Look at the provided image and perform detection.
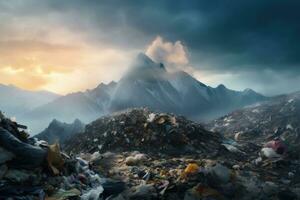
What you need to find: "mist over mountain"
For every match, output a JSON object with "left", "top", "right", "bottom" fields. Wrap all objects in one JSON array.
[
  {"left": 0, "top": 84, "right": 60, "bottom": 118},
  {"left": 16, "top": 53, "right": 266, "bottom": 134},
  {"left": 109, "top": 53, "right": 267, "bottom": 118},
  {"left": 35, "top": 118, "right": 85, "bottom": 144}
]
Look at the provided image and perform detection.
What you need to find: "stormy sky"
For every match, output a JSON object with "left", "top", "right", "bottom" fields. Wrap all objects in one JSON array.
[{"left": 0, "top": 0, "right": 299, "bottom": 95}]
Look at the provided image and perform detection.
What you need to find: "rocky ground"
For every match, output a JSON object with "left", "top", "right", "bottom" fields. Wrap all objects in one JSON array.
[{"left": 1, "top": 108, "right": 300, "bottom": 199}]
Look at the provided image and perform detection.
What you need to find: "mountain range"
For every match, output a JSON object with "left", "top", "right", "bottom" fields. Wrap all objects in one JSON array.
[
  {"left": 35, "top": 118, "right": 85, "bottom": 144},
  {"left": 0, "top": 84, "right": 60, "bottom": 118},
  {"left": 1, "top": 53, "right": 267, "bottom": 133}
]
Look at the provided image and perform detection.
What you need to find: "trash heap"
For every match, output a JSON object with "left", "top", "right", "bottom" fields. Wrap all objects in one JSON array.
[
  {"left": 73, "top": 142, "right": 300, "bottom": 200},
  {"left": 207, "top": 92, "right": 300, "bottom": 150},
  {"left": 0, "top": 111, "right": 125, "bottom": 199},
  {"left": 63, "top": 108, "right": 300, "bottom": 199},
  {"left": 2, "top": 107, "right": 300, "bottom": 199},
  {"left": 65, "top": 108, "right": 223, "bottom": 156}
]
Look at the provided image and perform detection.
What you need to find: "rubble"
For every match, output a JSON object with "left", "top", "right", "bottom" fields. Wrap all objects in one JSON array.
[{"left": 0, "top": 111, "right": 125, "bottom": 199}]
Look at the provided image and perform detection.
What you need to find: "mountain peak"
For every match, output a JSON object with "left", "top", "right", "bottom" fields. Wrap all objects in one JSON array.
[
  {"left": 217, "top": 84, "right": 227, "bottom": 90},
  {"left": 134, "top": 53, "right": 155, "bottom": 67},
  {"left": 73, "top": 118, "right": 84, "bottom": 126},
  {"left": 49, "top": 119, "right": 63, "bottom": 127},
  {"left": 159, "top": 63, "right": 166, "bottom": 71},
  {"left": 242, "top": 88, "right": 262, "bottom": 96},
  {"left": 125, "top": 53, "right": 167, "bottom": 79},
  {"left": 243, "top": 88, "right": 255, "bottom": 93}
]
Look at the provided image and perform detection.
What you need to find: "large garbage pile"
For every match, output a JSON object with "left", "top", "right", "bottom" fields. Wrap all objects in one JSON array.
[
  {"left": 64, "top": 108, "right": 300, "bottom": 199},
  {"left": 0, "top": 111, "right": 124, "bottom": 199},
  {"left": 65, "top": 108, "right": 223, "bottom": 156},
  {"left": 2, "top": 107, "right": 300, "bottom": 200},
  {"left": 207, "top": 92, "right": 300, "bottom": 149}
]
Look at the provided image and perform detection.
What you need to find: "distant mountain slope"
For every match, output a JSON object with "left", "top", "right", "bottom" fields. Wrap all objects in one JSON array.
[
  {"left": 207, "top": 91, "right": 300, "bottom": 144},
  {"left": 26, "top": 53, "right": 267, "bottom": 133},
  {"left": 108, "top": 53, "right": 267, "bottom": 118},
  {"left": 0, "top": 84, "right": 60, "bottom": 118},
  {"left": 35, "top": 119, "right": 85, "bottom": 144}
]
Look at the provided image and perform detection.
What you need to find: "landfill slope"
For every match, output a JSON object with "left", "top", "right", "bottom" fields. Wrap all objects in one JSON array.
[
  {"left": 207, "top": 91, "right": 300, "bottom": 146},
  {"left": 64, "top": 108, "right": 223, "bottom": 155},
  {"left": 1, "top": 109, "right": 300, "bottom": 199},
  {"left": 63, "top": 108, "right": 300, "bottom": 199}
]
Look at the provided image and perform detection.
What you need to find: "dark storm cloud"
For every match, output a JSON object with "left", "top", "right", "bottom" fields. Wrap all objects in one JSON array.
[
  {"left": 24, "top": 0, "right": 299, "bottom": 73},
  {"left": 1, "top": 0, "right": 300, "bottom": 94}
]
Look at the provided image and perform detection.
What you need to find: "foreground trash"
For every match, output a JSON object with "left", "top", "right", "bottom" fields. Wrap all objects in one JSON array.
[
  {"left": 2, "top": 108, "right": 300, "bottom": 199},
  {"left": 64, "top": 108, "right": 300, "bottom": 200},
  {"left": 75, "top": 150, "right": 300, "bottom": 200},
  {"left": 0, "top": 111, "right": 125, "bottom": 199}
]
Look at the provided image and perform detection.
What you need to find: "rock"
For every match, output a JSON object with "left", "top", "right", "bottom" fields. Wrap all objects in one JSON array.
[
  {"left": 0, "top": 127, "right": 47, "bottom": 169},
  {"left": 49, "top": 188, "right": 81, "bottom": 200},
  {"left": 184, "top": 184, "right": 223, "bottom": 200},
  {"left": 125, "top": 153, "right": 147, "bottom": 166},
  {"left": 4, "top": 169, "right": 35, "bottom": 183},
  {"left": 0, "top": 147, "right": 14, "bottom": 164},
  {"left": 107, "top": 194, "right": 126, "bottom": 200},
  {"left": 0, "top": 165, "right": 7, "bottom": 179},
  {"left": 208, "top": 163, "right": 231, "bottom": 183},
  {"left": 102, "top": 180, "right": 126, "bottom": 197},
  {"left": 288, "top": 172, "right": 295, "bottom": 178},
  {"left": 242, "top": 177, "right": 262, "bottom": 198},
  {"left": 232, "top": 164, "right": 240, "bottom": 170},
  {"left": 130, "top": 184, "right": 156, "bottom": 199},
  {"left": 278, "top": 189, "right": 298, "bottom": 200},
  {"left": 184, "top": 190, "right": 199, "bottom": 200},
  {"left": 262, "top": 181, "right": 278, "bottom": 196},
  {"left": 81, "top": 185, "right": 104, "bottom": 200}
]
